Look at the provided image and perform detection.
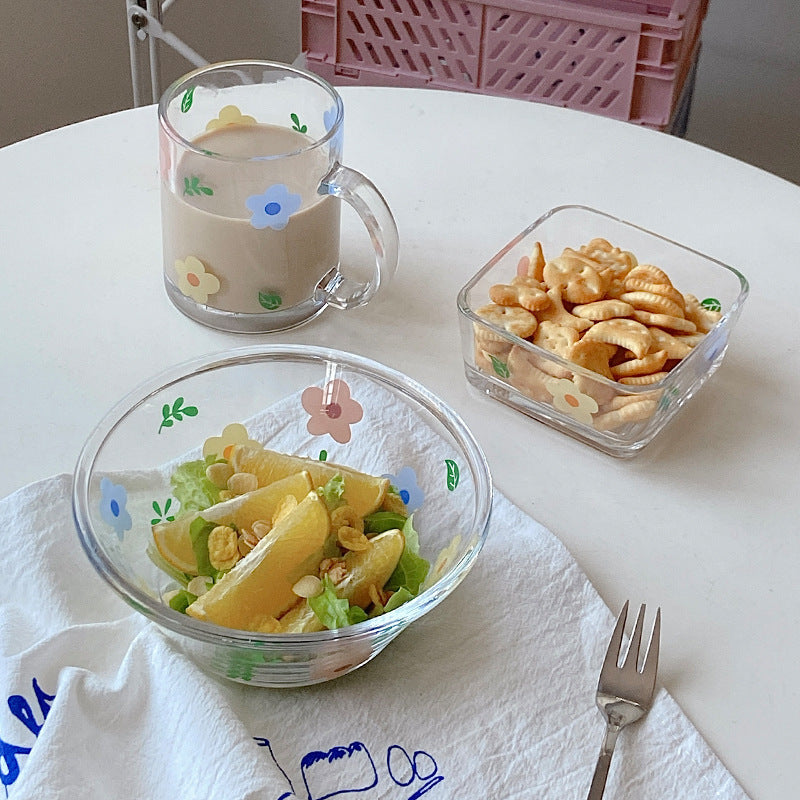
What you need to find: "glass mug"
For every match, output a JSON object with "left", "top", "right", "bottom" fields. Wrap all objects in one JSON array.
[{"left": 158, "top": 60, "right": 399, "bottom": 333}]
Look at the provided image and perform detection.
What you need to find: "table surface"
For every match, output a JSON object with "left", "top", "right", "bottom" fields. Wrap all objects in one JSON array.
[{"left": 2, "top": 87, "right": 799, "bottom": 799}]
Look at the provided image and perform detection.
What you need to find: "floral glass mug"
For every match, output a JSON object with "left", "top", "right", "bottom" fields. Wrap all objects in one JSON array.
[{"left": 158, "top": 60, "right": 399, "bottom": 333}]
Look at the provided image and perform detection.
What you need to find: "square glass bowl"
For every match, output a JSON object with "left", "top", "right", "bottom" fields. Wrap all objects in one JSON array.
[
  {"left": 72, "top": 346, "right": 492, "bottom": 687},
  {"left": 457, "top": 206, "right": 749, "bottom": 457}
]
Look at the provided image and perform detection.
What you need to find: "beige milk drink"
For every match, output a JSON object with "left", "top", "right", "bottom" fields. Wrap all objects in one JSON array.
[{"left": 161, "top": 122, "right": 340, "bottom": 314}]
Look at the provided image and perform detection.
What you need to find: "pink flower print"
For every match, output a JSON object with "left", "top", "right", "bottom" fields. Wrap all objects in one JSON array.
[{"left": 301, "top": 379, "right": 363, "bottom": 444}]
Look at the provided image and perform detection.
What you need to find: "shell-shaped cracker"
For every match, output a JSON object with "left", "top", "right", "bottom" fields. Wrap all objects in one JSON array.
[
  {"left": 619, "top": 291, "right": 685, "bottom": 319},
  {"left": 572, "top": 299, "right": 634, "bottom": 321},
  {"left": 569, "top": 338, "right": 615, "bottom": 380},
  {"left": 611, "top": 349, "right": 668, "bottom": 378},
  {"left": 601, "top": 391, "right": 661, "bottom": 412},
  {"left": 507, "top": 345, "right": 552, "bottom": 403},
  {"left": 684, "top": 293, "right": 722, "bottom": 333},
  {"left": 623, "top": 277, "right": 685, "bottom": 309},
  {"left": 593, "top": 399, "right": 659, "bottom": 431},
  {"left": 626, "top": 264, "right": 672, "bottom": 286},
  {"left": 632, "top": 309, "right": 697, "bottom": 334},
  {"left": 476, "top": 303, "right": 538, "bottom": 339},
  {"left": 648, "top": 327, "right": 694, "bottom": 359},
  {"left": 536, "top": 288, "right": 593, "bottom": 332},
  {"left": 543, "top": 254, "right": 606, "bottom": 304},
  {"left": 573, "top": 373, "right": 618, "bottom": 406},
  {"left": 582, "top": 318, "right": 653, "bottom": 360},
  {"left": 617, "top": 372, "right": 669, "bottom": 386}
]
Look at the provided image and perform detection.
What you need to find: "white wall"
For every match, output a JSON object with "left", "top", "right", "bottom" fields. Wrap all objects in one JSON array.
[{"left": 1, "top": 1, "right": 798, "bottom": 182}]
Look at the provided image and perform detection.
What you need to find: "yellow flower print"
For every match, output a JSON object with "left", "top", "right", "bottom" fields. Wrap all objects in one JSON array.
[
  {"left": 546, "top": 378, "right": 598, "bottom": 426},
  {"left": 202, "top": 423, "right": 263, "bottom": 461},
  {"left": 205, "top": 105, "right": 256, "bottom": 132},
  {"left": 174, "top": 256, "right": 220, "bottom": 303}
]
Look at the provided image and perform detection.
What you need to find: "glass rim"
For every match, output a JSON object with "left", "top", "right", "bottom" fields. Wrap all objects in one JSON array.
[{"left": 157, "top": 59, "right": 345, "bottom": 162}]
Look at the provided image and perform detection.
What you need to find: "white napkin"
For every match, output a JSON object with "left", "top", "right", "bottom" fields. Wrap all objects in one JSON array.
[{"left": 0, "top": 391, "right": 750, "bottom": 799}]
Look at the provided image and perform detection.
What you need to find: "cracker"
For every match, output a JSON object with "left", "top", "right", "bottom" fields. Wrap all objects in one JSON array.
[
  {"left": 623, "top": 277, "right": 685, "bottom": 309},
  {"left": 475, "top": 343, "right": 511, "bottom": 373},
  {"left": 632, "top": 309, "right": 697, "bottom": 333},
  {"left": 579, "top": 238, "right": 637, "bottom": 274},
  {"left": 611, "top": 349, "right": 668, "bottom": 378},
  {"left": 543, "top": 253, "right": 606, "bottom": 304},
  {"left": 582, "top": 318, "right": 652, "bottom": 360},
  {"left": 593, "top": 399, "right": 659, "bottom": 431},
  {"left": 489, "top": 282, "right": 550, "bottom": 312},
  {"left": 476, "top": 303, "right": 538, "bottom": 339},
  {"left": 533, "top": 320, "right": 580, "bottom": 359},
  {"left": 569, "top": 338, "right": 615, "bottom": 380},
  {"left": 617, "top": 372, "right": 669, "bottom": 385},
  {"left": 684, "top": 293, "right": 722, "bottom": 333},
  {"left": 515, "top": 241, "right": 546, "bottom": 282},
  {"left": 648, "top": 327, "right": 694, "bottom": 359},
  {"left": 626, "top": 264, "right": 672, "bottom": 286},
  {"left": 572, "top": 299, "right": 634, "bottom": 321},
  {"left": 619, "top": 290, "right": 685, "bottom": 319},
  {"left": 536, "top": 288, "right": 593, "bottom": 331},
  {"left": 507, "top": 345, "right": 552, "bottom": 403}
]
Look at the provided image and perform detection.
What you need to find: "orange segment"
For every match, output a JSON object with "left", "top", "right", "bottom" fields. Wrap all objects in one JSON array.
[
  {"left": 186, "top": 491, "right": 330, "bottom": 631},
  {"left": 279, "top": 528, "right": 405, "bottom": 633},
  {"left": 152, "top": 470, "right": 313, "bottom": 575},
  {"left": 231, "top": 446, "right": 389, "bottom": 517}
]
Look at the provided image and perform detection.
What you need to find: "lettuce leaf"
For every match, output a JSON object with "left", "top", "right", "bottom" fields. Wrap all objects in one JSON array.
[
  {"left": 316, "top": 473, "right": 345, "bottom": 510},
  {"left": 363, "top": 510, "right": 407, "bottom": 534},
  {"left": 168, "top": 589, "right": 197, "bottom": 613},
  {"left": 188, "top": 517, "right": 217, "bottom": 578},
  {"left": 171, "top": 456, "right": 223, "bottom": 515},
  {"left": 308, "top": 575, "right": 368, "bottom": 630},
  {"left": 385, "top": 515, "right": 429, "bottom": 595}
]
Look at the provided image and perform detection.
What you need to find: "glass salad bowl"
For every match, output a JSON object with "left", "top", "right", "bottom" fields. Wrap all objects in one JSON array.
[
  {"left": 72, "top": 346, "right": 492, "bottom": 687},
  {"left": 457, "top": 205, "right": 749, "bottom": 457}
]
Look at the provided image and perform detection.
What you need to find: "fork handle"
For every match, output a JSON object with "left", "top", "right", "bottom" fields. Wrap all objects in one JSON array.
[{"left": 586, "top": 724, "right": 621, "bottom": 800}]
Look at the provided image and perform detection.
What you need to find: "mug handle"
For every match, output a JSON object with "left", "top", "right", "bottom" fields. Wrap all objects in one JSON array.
[{"left": 318, "top": 163, "right": 399, "bottom": 310}]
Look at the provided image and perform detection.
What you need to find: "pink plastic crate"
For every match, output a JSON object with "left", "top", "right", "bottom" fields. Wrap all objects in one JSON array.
[{"left": 302, "top": 0, "right": 707, "bottom": 129}]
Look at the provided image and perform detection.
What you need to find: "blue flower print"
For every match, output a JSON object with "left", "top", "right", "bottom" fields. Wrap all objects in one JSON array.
[
  {"left": 99, "top": 477, "right": 132, "bottom": 539},
  {"left": 383, "top": 466, "right": 425, "bottom": 513},
  {"left": 245, "top": 184, "right": 302, "bottom": 231}
]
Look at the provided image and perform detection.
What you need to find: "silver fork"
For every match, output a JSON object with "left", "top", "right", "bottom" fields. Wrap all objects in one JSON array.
[{"left": 586, "top": 601, "right": 661, "bottom": 800}]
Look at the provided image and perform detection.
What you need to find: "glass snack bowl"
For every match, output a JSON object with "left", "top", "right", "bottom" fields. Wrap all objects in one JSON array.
[
  {"left": 72, "top": 345, "right": 492, "bottom": 687},
  {"left": 457, "top": 205, "right": 749, "bottom": 457}
]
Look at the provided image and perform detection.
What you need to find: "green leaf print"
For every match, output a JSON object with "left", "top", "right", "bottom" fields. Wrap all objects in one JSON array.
[
  {"left": 445, "top": 459, "right": 460, "bottom": 491},
  {"left": 258, "top": 291, "right": 282, "bottom": 310},
  {"left": 158, "top": 397, "right": 199, "bottom": 434},
  {"left": 489, "top": 354, "right": 510, "bottom": 379},
  {"left": 181, "top": 87, "right": 195, "bottom": 113}
]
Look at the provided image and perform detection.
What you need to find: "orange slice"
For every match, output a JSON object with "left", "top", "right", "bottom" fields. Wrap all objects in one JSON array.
[
  {"left": 231, "top": 446, "right": 389, "bottom": 517},
  {"left": 186, "top": 491, "right": 330, "bottom": 631},
  {"left": 152, "top": 470, "right": 313, "bottom": 575},
  {"left": 279, "top": 528, "right": 405, "bottom": 633}
]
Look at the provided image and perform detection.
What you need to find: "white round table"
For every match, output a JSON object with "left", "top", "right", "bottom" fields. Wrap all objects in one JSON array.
[{"left": 2, "top": 87, "right": 799, "bottom": 799}]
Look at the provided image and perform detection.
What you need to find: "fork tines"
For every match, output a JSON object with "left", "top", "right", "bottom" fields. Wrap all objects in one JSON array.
[{"left": 601, "top": 601, "right": 661, "bottom": 696}]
